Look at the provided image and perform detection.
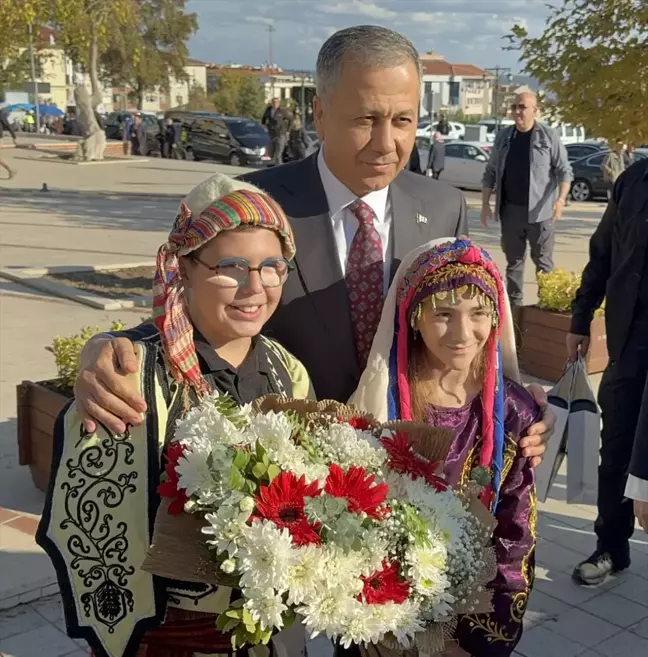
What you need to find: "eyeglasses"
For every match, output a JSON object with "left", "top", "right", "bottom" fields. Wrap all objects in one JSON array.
[
  {"left": 511, "top": 103, "right": 530, "bottom": 112},
  {"left": 191, "top": 255, "right": 292, "bottom": 288}
]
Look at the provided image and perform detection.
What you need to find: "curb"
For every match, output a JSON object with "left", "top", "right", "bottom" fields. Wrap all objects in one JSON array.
[
  {"left": 0, "top": 187, "right": 185, "bottom": 202},
  {"left": 4, "top": 262, "right": 153, "bottom": 278},
  {"left": 0, "top": 265, "right": 153, "bottom": 311}
]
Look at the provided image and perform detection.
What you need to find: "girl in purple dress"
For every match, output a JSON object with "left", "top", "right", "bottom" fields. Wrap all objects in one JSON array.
[{"left": 352, "top": 238, "right": 539, "bottom": 657}]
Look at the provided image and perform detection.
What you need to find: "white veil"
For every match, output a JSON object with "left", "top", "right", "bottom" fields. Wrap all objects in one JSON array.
[{"left": 350, "top": 238, "right": 521, "bottom": 421}]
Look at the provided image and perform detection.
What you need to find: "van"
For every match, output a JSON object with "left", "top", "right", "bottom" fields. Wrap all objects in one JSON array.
[
  {"left": 552, "top": 123, "right": 586, "bottom": 145},
  {"left": 477, "top": 118, "right": 515, "bottom": 143}
]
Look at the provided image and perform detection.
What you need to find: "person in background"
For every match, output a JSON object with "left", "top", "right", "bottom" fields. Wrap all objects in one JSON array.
[
  {"left": 261, "top": 97, "right": 292, "bottom": 165},
  {"left": 0, "top": 106, "right": 18, "bottom": 179},
  {"left": 602, "top": 142, "right": 626, "bottom": 199},
  {"left": 407, "top": 141, "right": 422, "bottom": 173},
  {"left": 426, "top": 131, "right": 445, "bottom": 179},
  {"left": 121, "top": 114, "right": 133, "bottom": 155},
  {"left": 437, "top": 112, "right": 450, "bottom": 136},
  {"left": 625, "top": 144, "right": 637, "bottom": 167},
  {"left": 165, "top": 117, "right": 180, "bottom": 159},
  {"left": 156, "top": 117, "right": 166, "bottom": 157},
  {"left": 62, "top": 112, "right": 82, "bottom": 136},
  {"left": 131, "top": 113, "right": 148, "bottom": 157},
  {"left": 286, "top": 116, "right": 309, "bottom": 162},
  {"left": 568, "top": 156, "right": 648, "bottom": 585},
  {"left": 23, "top": 110, "right": 36, "bottom": 132},
  {"left": 480, "top": 91, "right": 572, "bottom": 322}
]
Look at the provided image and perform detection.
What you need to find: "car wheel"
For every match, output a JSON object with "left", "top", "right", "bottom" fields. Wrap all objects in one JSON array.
[
  {"left": 570, "top": 179, "right": 592, "bottom": 202},
  {"left": 229, "top": 152, "right": 241, "bottom": 166}
]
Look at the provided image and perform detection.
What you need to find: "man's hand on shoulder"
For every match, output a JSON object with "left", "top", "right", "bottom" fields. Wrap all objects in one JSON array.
[
  {"left": 521, "top": 383, "right": 555, "bottom": 467},
  {"left": 74, "top": 335, "right": 147, "bottom": 435}
]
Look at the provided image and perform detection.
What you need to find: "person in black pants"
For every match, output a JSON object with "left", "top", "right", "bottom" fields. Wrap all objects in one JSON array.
[{"left": 568, "top": 157, "right": 648, "bottom": 585}]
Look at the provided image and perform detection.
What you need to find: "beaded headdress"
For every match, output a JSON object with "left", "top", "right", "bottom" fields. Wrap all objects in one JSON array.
[{"left": 391, "top": 238, "right": 507, "bottom": 512}]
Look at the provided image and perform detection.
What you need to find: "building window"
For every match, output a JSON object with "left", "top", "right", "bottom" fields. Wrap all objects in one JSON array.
[
  {"left": 449, "top": 81, "right": 460, "bottom": 106},
  {"left": 146, "top": 94, "right": 157, "bottom": 103}
]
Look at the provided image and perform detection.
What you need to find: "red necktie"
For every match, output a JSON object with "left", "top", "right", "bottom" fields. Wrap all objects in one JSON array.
[{"left": 346, "top": 200, "right": 384, "bottom": 368}]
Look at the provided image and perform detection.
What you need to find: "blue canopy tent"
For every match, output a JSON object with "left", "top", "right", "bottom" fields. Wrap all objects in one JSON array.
[
  {"left": 38, "top": 104, "right": 64, "bottom": 117},
  {"left": 3, "top": 102, "right": 35, "bottom": 112}
]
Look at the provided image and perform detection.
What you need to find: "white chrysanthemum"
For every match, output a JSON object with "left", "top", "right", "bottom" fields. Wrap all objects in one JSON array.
[
  {"left": 406, "top": 542, "right": 450, "bottom": 600},
  {"left": 323, "top": 545, "right": 365, "bottom": 598},
  {"left": 316, "top": 424, "right": 387, "bottom": 471},
  {"left": 238, "top": 520, "right": 297, "bottom": 592},
  {"left": 202, "top": 503, "right": 251, "bottom": 556},
  {"left": 388, "top": 599, "right": 427, "bottom": 648},
  {"left": 246, "top": 412, "right": 309, "bottom": 472},
  {"left": 287, "top": 544, "right": 326, "bottom": 605},
  {"left": 298, "top": 588, "right": 356, "bottom": 639},
  {"left": 174, "top": 393, "right": 251, "bottom": 449},
  {"left": 244, "top": 587, "right": 287, "bottom": 630},
  {"left": 339, "top": 600, "right": 386, "bottom": 648},
  {"left": 359, "top": 528, "right": 390, "bottom": 575},
  {"left": 383, "top": 470, "right": 409, "bottom": 501}
]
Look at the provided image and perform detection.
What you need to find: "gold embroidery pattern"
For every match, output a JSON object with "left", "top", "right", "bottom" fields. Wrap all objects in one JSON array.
[
  {"left": 459, "top": 442, "right": 478, "bottom": 488},
  {"left": 510, "top": 591, "right": 528, "bottom": 624},
  {"left": 465, "top": 614, "right": 519, "bottom": 645}
]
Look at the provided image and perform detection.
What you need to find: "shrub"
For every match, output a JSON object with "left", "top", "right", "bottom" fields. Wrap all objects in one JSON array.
[
  {"left": 45, "top": 321, "right": 126, "bottom": 391},
  {"left": 536, "top": 269, "right": 604, "bottom": 315}
]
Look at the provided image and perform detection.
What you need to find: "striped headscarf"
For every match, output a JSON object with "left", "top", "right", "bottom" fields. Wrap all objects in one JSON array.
[{"left": 152, "top": 174, "right": 295, "bottom": 396}]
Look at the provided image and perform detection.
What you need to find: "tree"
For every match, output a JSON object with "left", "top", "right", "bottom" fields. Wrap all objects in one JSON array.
[
  {"left": 211, "top": 70, "right": 266, "bottom": 120},
  {"left": 508, "top": 0, "right": 648, "bottom": 144},
  {"left": 184, "top": 84, "right": 216, "bottom": 111},
  {"left": 103, "top": 0, "right": 198, "bottom": 109}
]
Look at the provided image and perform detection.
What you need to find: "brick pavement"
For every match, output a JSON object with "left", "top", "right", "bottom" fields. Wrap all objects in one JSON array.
[{"left": 1, "top": 148, "right": 646, "bottom": 656}]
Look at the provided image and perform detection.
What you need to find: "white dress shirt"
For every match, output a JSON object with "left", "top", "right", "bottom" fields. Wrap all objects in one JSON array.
[
  {"left": 317, "top": 147, "right": 393, "bottom": 294},
  {"left": 625, "top": 474, "right": 648, "bottom": 503}
]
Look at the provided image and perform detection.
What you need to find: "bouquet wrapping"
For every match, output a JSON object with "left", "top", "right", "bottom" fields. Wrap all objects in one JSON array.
[{"left": 143, "top": 395, "right": 497, "bottom": 654}]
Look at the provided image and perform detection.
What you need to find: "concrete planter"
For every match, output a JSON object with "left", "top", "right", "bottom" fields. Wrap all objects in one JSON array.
[
  {"left": 519, "top": 306, "right": 608, "bottom": 383},
  {"left": 17, "top": 380, "right": 71, "bottom": 492}
]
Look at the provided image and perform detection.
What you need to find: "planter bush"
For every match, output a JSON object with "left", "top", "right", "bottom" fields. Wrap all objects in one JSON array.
[
  {"left": 17, "top": 322, "right": 125, "bottom": 492},
  {"left": 519, "top": 269, "right": 608, "bottom": 382}
]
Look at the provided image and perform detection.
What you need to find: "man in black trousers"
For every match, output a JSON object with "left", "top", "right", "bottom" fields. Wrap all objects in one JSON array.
[{"left": 568, "top": 156, "right": 648, "bottom": 584}]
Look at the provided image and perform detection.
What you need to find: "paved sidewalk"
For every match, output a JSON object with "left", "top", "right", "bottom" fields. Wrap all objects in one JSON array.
[{"left": 1, "top": 152, "right": 646, "bottom": 656}]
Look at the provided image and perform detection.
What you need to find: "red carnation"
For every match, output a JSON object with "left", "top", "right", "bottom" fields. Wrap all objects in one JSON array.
[
  {"left": 253, "top": 471, "right": 322, "bottom": 546},
  {"left": 158, "top": 442, "right": 189, "bottom": 516},
  {"left": 381, "top": 432, "right": 448, "bottom": 492},
  {"left": 324, "top": 464, "right": 389, "bottom": 519},
  {"left": 360, "top": 561, "right": 410, "bottom": 604}
]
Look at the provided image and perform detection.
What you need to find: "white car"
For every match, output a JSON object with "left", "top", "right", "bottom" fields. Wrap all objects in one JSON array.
[
  {"left": 417, "top": 139, "right": 489, "bottom": 191},
  {"left": 477, "top": 119, "right": 516, "bottom": 143},
  {"left": 417, "top": 121, "right": 465, "bottom": 141}
]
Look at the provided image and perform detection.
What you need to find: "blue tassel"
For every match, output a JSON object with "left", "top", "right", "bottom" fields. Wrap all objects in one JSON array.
[
  {"left": 491, "top": 344, "right": 506, "bottom": 513},
  {"left": 387, "top": 307, "right": 400, "bottom": 421}
]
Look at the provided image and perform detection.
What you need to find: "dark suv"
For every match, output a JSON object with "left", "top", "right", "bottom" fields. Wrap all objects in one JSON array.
[{"left": 185, "top": 114, "right": 271, "bottom": 166}]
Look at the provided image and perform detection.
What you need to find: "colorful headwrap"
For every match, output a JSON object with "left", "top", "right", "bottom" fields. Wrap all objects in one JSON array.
[{"left": 152, "top": 174, "right": 295, "bottom": 397}]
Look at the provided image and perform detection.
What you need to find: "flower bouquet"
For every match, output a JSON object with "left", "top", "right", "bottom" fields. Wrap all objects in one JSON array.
[{"left": 142, "top": 394, "right": 496, "bottom": 654}]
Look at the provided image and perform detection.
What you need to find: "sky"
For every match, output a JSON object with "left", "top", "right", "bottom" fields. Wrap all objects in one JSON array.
[{"left": 186, "top": 0, "right": 554, "bottom": 73}]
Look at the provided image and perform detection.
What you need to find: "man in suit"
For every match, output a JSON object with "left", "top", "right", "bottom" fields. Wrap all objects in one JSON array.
[
  {"left": 72, "top": 25, "right": 552, "bottom": 469},
  {"left": 567, "top": 157, "right": 648, "bottom": 583}
]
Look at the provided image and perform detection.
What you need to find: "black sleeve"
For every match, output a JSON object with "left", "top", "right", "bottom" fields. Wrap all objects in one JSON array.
[
  {"left": 409, "top": 147, "right": 422, "bottom": 174},
  {"left": 456, "top": 193, "right": 468, "bottom": 237},
  {"left": 569, "top": 187, "right": 619, "bottom": 335},
  {"left": 112, "top": 320, "right": 158, "bottom": 342}
]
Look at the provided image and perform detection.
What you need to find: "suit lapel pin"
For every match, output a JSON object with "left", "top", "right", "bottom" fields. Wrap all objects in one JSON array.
[{"left": 416, "top": 212, "right": 428, "bottom": 224}]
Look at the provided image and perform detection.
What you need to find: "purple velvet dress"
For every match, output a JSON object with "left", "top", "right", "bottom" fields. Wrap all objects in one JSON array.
[{"left": 425, "top": 378, "right": 540, "bottom": 657}]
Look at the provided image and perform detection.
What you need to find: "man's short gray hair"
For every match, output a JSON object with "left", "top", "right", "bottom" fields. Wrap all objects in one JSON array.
[{"left": 316, "top": 25, "right": 421, "bottom": 98}]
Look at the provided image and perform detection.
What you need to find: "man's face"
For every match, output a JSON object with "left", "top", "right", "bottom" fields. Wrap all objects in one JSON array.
[
  {"left": 314, "top": 59, "right": 419, "bottom": 196},
  {"left": 511, "top": 94, "right": 537, "bottom": 132},
  {"left": 272, "top": 99, "right": 280, "bottom": 109}
]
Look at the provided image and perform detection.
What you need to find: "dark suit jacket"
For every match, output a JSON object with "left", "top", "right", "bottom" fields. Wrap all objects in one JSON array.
[{"left": 239, "top": 152, "right": 467, "bottom": 402}]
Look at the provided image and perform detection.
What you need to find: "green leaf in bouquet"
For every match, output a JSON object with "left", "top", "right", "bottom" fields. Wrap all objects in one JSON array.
[
  {"left": 255, "top": 441, "right": 267, "bottom": 462},
  {"left": 267, "top": 464, "right": 281, "bottom": 481},
  {"left": 225, "top": 608, "right": 243, "bottom": 619},
  {"left": 244, "top": 479, "right": 257, "bottom": 494},
  {"left": 233, "top": 449, "right": 250, "bottom": 470},
  {"left": 252, "top": 462, "right": 267, "bottom": 479},
  {"left": 282, "top": 608, "right": 296, "bottom": 627},
  {"left": 221, "top": 617, "right": 242, "bottom": 634},
  {"left": 229, "top": 466, "right": 246, "bottom": 490}
]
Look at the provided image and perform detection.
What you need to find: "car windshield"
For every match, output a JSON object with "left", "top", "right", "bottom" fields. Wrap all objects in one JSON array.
[{"left": 227, "top": 120, "right": 265, "bottom": 137}]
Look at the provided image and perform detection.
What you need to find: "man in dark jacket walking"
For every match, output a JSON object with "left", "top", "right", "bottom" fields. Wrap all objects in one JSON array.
[
  {"left": 568, "top": 157, "right": 648, "bottom": 585},
  {"left": 261, "top": 98, "right": 291, "bottom": 165},
  {"left": 0, "top": 107, "right": 18, "bottom": 179},
  {"left": 426, "top": 132, "right": 445, "bottom": 179}
]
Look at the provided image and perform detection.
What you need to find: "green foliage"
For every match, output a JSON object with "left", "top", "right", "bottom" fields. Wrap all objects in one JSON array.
[
  {"left": 216, "top": 598, "right": 274, "bottom": 649},
  {"left": 102, "top": 0, "right": 198, "bottom": 109},
  {"left": 537, "top": 268, "right": 605, "bottom": 315},
  {"left": 184, "top": 83, "right": 216, "bottom": 111},
  {"left": 507, "top": 0, "right": 648, "bottom": 143},
  {"left": 46, "top": 321, "right": 126, "bottom": 391},
  {"left": 211, "top": 70, "right": 266, "bottom": 120}
]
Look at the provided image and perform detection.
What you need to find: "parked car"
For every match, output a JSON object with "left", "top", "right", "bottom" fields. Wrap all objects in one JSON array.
[
  {"left": 104, "top": 111, "right": 158, "bottom": 147},
  {"left": 416, "top": 138, "right": 488, "bottom": 191},
  {"left": 417, "top": 121, "right": 465, "bottom": 141},
  {"left": 566, "top": 141, "right": 605, "bottom": 162},
  {"left": 477, "top": 118, "right": 516, "bottom": 143},
  {"left": 185, "top": 114, "right": 271, "bottom": 165}
]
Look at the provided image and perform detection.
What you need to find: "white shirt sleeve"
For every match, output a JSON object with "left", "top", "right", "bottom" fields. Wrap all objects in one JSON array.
[{"left": 625, "top": 474, "right": 648, "bottom": 503}]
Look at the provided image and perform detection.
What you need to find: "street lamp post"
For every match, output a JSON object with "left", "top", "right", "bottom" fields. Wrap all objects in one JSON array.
[{"left": 485, "top": 66, "right": 513, "bottom": 129}]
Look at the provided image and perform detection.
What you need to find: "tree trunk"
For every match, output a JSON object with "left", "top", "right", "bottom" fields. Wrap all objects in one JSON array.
[
  {"left": 74, "top": 85, "right": 106, "bottom": 162},
  {"left": 137, "top": 80, "right": 145, "bottom": 111},
  {"left": 88, "top": 30, "right": 103, "bottom": 110}
]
